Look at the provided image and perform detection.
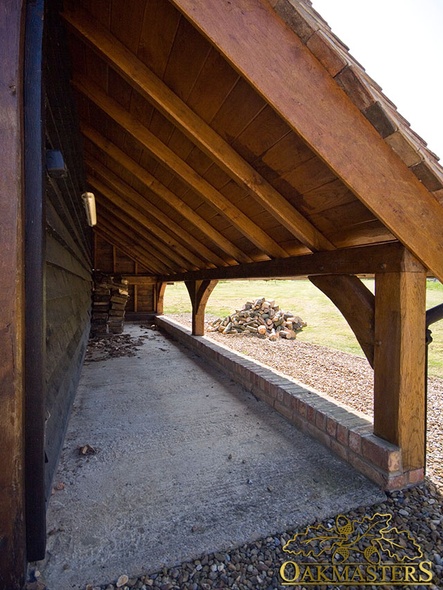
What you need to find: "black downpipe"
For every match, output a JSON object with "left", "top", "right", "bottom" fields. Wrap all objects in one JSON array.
[{"left": 24, "top": 0, "right": 46, "bottom": 562}]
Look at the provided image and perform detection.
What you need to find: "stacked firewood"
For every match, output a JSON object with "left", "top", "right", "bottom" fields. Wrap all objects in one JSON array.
[
  {"left": 91, "top": 273, "right": 130, "bottom": 336},
  {"left": 208, "top": 297, "right": 306, "bottom": 340}
]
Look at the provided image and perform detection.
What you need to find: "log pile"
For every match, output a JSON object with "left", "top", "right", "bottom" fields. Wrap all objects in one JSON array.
[
  {"left": 91, "top": 273, "right": 130, "bottom": 336},
  {"left": 208, "top": 297, "right": 306, "bottom": 340}
]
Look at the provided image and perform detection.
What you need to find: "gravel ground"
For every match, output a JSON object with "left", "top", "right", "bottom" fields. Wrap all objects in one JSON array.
[{"left": 28, "top": 318, "right": 443, "bottom": 590}]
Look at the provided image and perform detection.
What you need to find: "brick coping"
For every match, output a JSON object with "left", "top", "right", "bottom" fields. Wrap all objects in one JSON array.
[{"left": 155, "top": 316, "right": 424, "bottom": 491}]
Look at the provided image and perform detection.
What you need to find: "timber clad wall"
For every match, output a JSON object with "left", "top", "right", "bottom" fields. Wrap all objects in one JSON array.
[{"left": 43, "top": 1, "right": 92, "bottom": 495}]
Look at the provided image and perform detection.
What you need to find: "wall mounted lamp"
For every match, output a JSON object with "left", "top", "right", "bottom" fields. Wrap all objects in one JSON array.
[{"left": 81, "top": 192, "right": 97, "bottom": 227}]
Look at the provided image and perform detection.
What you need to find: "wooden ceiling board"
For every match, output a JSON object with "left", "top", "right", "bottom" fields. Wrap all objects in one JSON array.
[
  {"left": 97, "top": 206, "right": 184, "bottom": 273},
  {"left": 82, "top": 126, "right": 248, "bottom": 262},
  {"left": 63, "top": 0, "right": 443, "bottom": 282},
  {"left": 87, "top": 159, "right": 221, "bottom": 268},
  {"left": 96, "top": 225, "right": 163, "bottom": 275},
  {"left": 210, "top": 78, "right": 267, "bottom": 144},
  {"left": 110, "top": 0, "right": 146, "bottom": 54},
  {"left": 308, "top": 200, "right": 378, "bottom": 236},
  {"left": 83, "top": 45, "right": 108, "bottom": 90},
  {"left": 232, "top": 104, "right": 293, "bottom": 163},
  {"left": 253, "top": 131, "right": 314, "bottom": 182},
  {"left": 128, "top": 91, "right": 155, "bottom": 131},
  {"left": 92, "top": 183, "right": 203, "bottom": 272},
  {"left": 162, "top": 15, "right": 212, "bottom": 102},
  {"left": 77, "top": 0, "right": 111, "bottom": 27},
  {"left": 108, "top": 68, "right": 134, "bottom": 112},
  {"left": 97, "top": 209, "right": 180, "bottom": 273},
  {"left": 137, "top": 0, "right": 182, "bottom": 79},
  {"left": 328, "top": 221, "right": 395, "bottom": 249},
  {"left": 96, "top": 220, "right": 164, "bottom": 274},
  {"left": 186, "top": 47, "right": 240, "bottom": 123},
  {"left": 170, "top": 0, "right": 443, "bottom": 279},
  {"left": 295, "top": 180, "right": 358, "bottom": 215},
  {"left": 91, "top": 158, "right": 233, "bottom": 267},
  {"left": 64, "top": 6, "right": 333, "bottom": 252}
]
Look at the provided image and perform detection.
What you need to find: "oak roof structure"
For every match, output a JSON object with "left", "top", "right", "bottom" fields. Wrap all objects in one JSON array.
[
  {"left": 63, "top": 0, "right": 443, "bottom": 282},
  {"left": 1, "top": 1, "right": 443, "bottom": 585}
]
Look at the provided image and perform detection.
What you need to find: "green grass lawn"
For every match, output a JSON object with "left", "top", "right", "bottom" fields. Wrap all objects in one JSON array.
[{"left": 163, "top": 278, "right": 443, "bottom": 378}]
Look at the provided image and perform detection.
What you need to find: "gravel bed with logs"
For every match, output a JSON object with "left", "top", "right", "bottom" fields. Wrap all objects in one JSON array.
[{"left": 28, "top": 317, "right": 443, "bottom": 590}]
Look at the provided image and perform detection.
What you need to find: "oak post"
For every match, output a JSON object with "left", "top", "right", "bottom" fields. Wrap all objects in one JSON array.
[
  {"left": 373, "top": 268, "right": 427, "bottom": 471},
  {"left": 155, "top": 282, "right": 167, "bottom": 315},
  {"left": 185, "top": 280, "right": 218, "bottom": 336}
]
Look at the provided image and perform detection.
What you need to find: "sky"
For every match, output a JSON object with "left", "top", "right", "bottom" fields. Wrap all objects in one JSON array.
[{"left": 311, "top": 0, "right": 443, "bottom": 159}]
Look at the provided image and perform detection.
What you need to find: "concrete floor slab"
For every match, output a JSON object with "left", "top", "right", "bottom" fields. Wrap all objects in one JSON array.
[{"left": 40, "top": 324, "right": 385, "bottom": 589}]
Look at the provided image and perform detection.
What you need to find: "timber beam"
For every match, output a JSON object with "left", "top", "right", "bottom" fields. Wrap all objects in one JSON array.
[
  {"left": 169, "top": 0, "right": 443, "bottom": 282},
  {"left": 185, "top": 280, "right": 219, "bottom": 336},
  {"left": 86, "top": 156, "right": 228, "bottom": 268},
  {"left": 158, "top": 242, "right": 425, "bottom": 283},
  {"left": 82, "top": 125, "right": 251, "bottom": 265},
  {"left": 74, "top": 78, "right": 288, "bottom": 259},
  {"left": 96, "top": 197, "right": 187, "bottom": 272},
  {"left": 90, "top": 176, "right": 204, "bottom": 270},
  {"left": 63, "top": 6, "right": 334, "bottom": 252}
]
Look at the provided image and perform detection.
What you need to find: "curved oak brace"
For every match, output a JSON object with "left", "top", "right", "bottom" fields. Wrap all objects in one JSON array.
[
  {"left": 185, "top": 280, "right": 219, "bottom": 336},
  {"left": 309, "top": 274, "right": 375, "bottom": 367},
  {"left": 155, "top": 282, "right": 168, "bottom": 315}
]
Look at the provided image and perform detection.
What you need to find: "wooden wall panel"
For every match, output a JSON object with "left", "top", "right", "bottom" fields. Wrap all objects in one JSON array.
[
  {"left": 44, "top": 1, "right": 93, "bottom": 503},
  {"left": 0, "top": 0, "right": 26, "bottom": 585}
]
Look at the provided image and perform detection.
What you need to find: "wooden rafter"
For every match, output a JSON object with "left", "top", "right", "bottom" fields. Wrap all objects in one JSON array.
[
  {"left": 169, "top": 0, "right": 443, "bottom": 282},
  {"left": 86, "top": 155, "right": 227, "bottom": 268},
  {"left": 97, "top": 208, "right": 180, "bottom": 274},
  {"left": 95, "top": 225, "right": 160, "bottom": 275},
  {"left": 94, "top": 188, "right": 195, "bottom": 272},
  {"left": 73, "top": 77, "right": 288, "bottom": 259},
  {"left": 96, "top": 198, "right": 187, "bottom": 272},
  {"left": 63, "top": 5, "right": 335, "bottom": 252},
  {"left": 89, "top": 176, "right": 203, "bottom": 269},
  {"left": 82, "top": 124, "right": 252, "bottom": 264}
]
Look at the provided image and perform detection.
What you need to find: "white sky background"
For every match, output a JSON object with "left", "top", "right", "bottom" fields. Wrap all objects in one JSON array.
[{"left": 311, "top": 0, "right": 443, "bottom": 159}]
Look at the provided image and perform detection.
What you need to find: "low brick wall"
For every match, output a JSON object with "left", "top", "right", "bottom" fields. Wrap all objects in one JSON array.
[{"left": 156, "top": 316, "right": 424, "bottom": 490}]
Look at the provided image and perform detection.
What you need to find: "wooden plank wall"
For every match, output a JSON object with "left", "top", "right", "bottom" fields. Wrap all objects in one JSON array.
[
  {"left": 43, "top": 2, "right": 93, "bottom": 496},
  {"left": 0, "top": 0, "right": 27, "bottom": 586}
]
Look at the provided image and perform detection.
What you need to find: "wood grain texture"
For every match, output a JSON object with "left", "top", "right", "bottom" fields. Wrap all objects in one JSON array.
[
  {"left": 82, "top": 125, "right": 250, "bottom": 264},
  {"left": 63, "top": 6, "right": 333, "bottom": 251},
  {"left": 159, "top": 242, "right": 423, "bottom": 282},
  {"left": 170, "top": 0, "right": 443, "bottom": 281},
  {"left": 89, "top": 175, "right": 205, "bottom": 269},
  {"left": 0, "top": 1, "right": 26, "bottom": 585},
  {"left": 185, "top": 279, "right": 218, "bottom": 335},
  {"left": 373, "top": 269, "right": 427, "bottom": 471},
  {"left": 309, "top": 275, "right": 375, "bottom": 367},
  {"left": 87, "top": 156, "right": 225, "bottom": 267},
  {"left": 74, "top": 77, "right": 287, "bottom": 258},
  {"left": 97, "top": 206, "right": 181, "bottom": 273}
]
